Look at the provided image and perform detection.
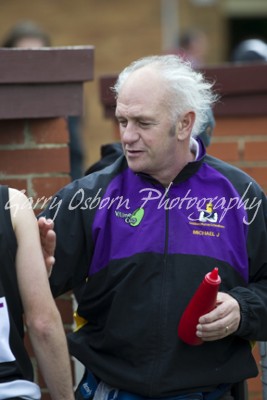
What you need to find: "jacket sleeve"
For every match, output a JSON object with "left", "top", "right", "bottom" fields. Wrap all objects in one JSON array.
[
  {"left": 39, "top": 180, "right": 94, "bottom": 297},
  {"left": 229, "top": 183, "right": 267, "bottom": 340}
]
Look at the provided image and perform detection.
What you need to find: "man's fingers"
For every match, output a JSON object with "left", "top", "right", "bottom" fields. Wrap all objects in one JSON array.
[
  {"left": 38, "top": 217, "right": 56, "bottom": 274},
  {"left": 47, "top": 256, "right": 56, "bottom": 277},
  {"left": 38, "top": 217, "right": 54, "bottom": 235},
  {"left": 196, "top": 293, "right": 241, "bottom": 341}
]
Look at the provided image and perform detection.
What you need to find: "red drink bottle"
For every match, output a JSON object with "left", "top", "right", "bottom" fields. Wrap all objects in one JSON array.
[{"left": 178, "top": 267, "right": 221, "bottom": 345}]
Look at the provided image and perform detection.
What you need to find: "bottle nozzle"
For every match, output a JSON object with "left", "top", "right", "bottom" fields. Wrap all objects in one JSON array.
[
  {"left": 205, "top": 267, "right": 221, "bottom": 285},
  {"left": 210, "top": 267, "right": 218, "bottom": 280}
]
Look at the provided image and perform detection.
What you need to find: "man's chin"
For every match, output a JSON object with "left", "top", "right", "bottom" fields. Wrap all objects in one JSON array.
[{"left": 126, "top": 159, "right": 143, "bottom": 174}]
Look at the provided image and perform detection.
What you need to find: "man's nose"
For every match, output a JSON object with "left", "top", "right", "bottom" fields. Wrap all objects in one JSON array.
[{"left": 121, "top": 122, "right": 139, "bottom": 143}]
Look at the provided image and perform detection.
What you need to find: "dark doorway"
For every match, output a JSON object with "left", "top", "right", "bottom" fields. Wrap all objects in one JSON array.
[{"left": 228, "top": 17, "right": 267, "bottom": 60}]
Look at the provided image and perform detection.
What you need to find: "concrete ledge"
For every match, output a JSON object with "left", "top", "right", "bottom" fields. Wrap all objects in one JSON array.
[{"left": 0, "top": 46, "right": 94, "bottom": 119}]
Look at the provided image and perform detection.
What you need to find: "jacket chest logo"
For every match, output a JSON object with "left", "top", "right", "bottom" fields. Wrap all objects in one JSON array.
[{"left": 115, "top": 207, "right": 144, "bottom": 227}]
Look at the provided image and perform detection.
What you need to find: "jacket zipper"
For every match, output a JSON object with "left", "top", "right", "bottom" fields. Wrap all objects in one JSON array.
[{"left": 148, "top": 185, "right": 170, "bottom": 396}]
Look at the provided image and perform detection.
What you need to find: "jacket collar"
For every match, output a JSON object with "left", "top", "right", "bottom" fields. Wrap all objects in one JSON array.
[{"left": 137, "top": 137, "right": 206, "bottom": 186}]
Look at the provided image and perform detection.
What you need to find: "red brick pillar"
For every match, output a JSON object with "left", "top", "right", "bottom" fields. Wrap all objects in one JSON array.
[
  {"left": 0, "top": 46, "right": 94, "bottom": 399},
  {"left": 0, "top": 118, "right": 70, "bottom": 194},
  {"left": 205, "top": 63, "right": 267, "bottom": 194}
]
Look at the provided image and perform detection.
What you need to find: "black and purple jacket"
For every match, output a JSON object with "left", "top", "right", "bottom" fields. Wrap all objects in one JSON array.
[{"left": 42, "top": 141, "right": 267, "bottom": 397}]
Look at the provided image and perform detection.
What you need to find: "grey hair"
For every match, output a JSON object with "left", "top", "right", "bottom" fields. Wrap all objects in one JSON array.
[{"left": 112, "top": 55, "right": 218, "bottom": 137}]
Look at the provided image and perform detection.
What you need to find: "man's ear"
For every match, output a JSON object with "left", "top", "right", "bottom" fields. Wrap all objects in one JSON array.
[{"left": 176, "top": 112, "right": 196, "bottom": 141}]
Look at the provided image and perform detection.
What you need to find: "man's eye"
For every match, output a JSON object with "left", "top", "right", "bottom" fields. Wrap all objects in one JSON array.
[
  {"left": 118, "top": 120, "right": 127, "bottom": 127},
  {"left": 139, "top": 121, "right": 150, "bottom": 127}
]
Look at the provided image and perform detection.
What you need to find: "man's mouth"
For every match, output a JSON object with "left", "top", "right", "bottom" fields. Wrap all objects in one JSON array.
[{"left": 126, "top": 150, "right": 144, "bottom": 159}]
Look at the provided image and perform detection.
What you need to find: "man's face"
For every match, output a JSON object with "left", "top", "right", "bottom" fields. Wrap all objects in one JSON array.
[{"left": 115, "top": 68, "right": 180, "bottom": 184}]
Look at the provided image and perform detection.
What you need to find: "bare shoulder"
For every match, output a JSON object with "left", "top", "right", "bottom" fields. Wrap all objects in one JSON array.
[
  {"left": 8, "top": 188, "right": 30, "bottom": 206},
  {"left": 8, "top": 188, "right": 36, "bottom": 230}
]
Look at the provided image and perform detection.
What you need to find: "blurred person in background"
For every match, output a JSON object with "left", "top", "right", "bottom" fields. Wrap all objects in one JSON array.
[
  {"left": 1, "top": 20, "right": 85, "bottom": 181},
  {"left": 231, "top": 38, "right": 267, "bottom": 63},
  {"left": 168, "top": 27, "right": 209, "bottom": 69},
  {"left": 1, "top": 20, "right": 51, "bottom": 48}
]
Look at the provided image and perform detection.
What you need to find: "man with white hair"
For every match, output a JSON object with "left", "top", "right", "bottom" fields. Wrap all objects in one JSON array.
[{"left": 40, "top": 55, "right": 267, "bottom": 400}]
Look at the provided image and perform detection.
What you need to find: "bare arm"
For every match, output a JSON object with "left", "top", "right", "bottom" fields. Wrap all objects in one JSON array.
[{"left": 9, "top": 188, "right": 74, "bottom": 400}]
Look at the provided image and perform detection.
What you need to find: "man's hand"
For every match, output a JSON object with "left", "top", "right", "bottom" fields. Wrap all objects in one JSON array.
[
  {"left": 38, "top": 217, "right": 56, "bottom": 277},
  {"left": 196, "top": 292, "right": 241, "bottom": 341}
]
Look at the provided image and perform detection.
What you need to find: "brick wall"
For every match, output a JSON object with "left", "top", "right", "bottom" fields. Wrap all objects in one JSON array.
[
  {"left": 248, "top": 344, "right": 263, "bottom": 400},
  {"left": 209, "top": 116, "right": 267, "bottom": 193},
  {"left": 0, "top": 118, "right": 70, "bottom": 194}
]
